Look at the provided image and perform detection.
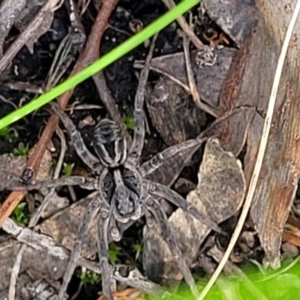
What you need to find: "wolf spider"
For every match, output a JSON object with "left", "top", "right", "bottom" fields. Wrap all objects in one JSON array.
[{"left": 11, "top": 45, "right": 223, "bottom": 300}]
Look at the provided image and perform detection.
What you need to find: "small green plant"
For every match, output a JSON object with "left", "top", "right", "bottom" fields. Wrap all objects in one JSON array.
[
  {"left": 132, "top": 241, "right": 143, "bottom": 261},
  {"left": 12, "top": 203, "right": 30, "bottom": 225},
  {"left": 109, "top": 242, "right": 121, "bottom": 264},
  {"left": 13, "top": 143, "right": 29, "bottom": 156},
  {"left": 0, "top": 126, "right": 17, "bottom": 140},
  {"left": 123, "top": 115, "right": 135, "bottom": 131},
  {"left": 79, "top": 270, "right": 100, "bottom": 285},
  {"left": 62, "top": 162, "right": 74, "bottom": 177}
]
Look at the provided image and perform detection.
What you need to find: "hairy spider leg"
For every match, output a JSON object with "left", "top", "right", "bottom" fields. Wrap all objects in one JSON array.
[
  {"left": 97, "top": 202, "right": 113, "bottom": 300},
  {"left": 145, "top": 194, "right": 200, "bottom": 299},
  {"left": 129, "top": 34, "right": 157, "bottom": 163},
  {"left": 143, "top": 179, "right": 225, "bottom": 235},
  {"left": 58, "top": 197, "right": 102, "bottom": 299},
  {"left": 140, "top": 138, "right": 206, "bottom": 177},
  {"left": 51, "top": 102, "right": 101, "bottom": 172}
]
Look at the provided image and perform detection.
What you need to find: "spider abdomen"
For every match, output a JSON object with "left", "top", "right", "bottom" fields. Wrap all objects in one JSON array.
[{"left": 93, "top": 119, "right": 127, "bottom": 168}]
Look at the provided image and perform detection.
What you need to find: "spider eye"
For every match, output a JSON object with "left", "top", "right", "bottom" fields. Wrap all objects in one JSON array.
[{"left": 93, "top": 119, "right": 127, "bottom": 167}]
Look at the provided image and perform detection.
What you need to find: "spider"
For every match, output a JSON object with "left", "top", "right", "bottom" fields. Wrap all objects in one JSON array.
[{"left": 9, "top": 39, "right": 223, "bottom": 299}]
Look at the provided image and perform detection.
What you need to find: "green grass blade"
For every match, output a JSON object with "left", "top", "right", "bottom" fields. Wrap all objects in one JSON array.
[{"left": 0, "top": 0, "right": 200, "bottom": 130}]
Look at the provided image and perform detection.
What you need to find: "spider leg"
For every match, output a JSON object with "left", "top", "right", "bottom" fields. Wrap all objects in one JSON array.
[
  {"left": 143, "top": 179, "right": 224, "bottom": 235},
  {"left": 144, "top": 194, "right": 199, "bottom": 299},
  {"left": 7, "top": 176, "right": 100, "bottom": 191},
  {"left": 97, "top": 201, "right": 113, "bottom": 300},
  {"left": 58, "top": 196, "right": 101, "bottom": 299},
  {"left": 140, "top": 138, "right": 206, "bottom": 177},
  {"left": 51, "top": 102, "right": 101, "bottom": 172},
  {"left": 129, "top": 35, "right": 157, "bottom": 163}
]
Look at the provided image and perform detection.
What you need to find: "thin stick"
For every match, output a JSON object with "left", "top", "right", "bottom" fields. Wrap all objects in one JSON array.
[
  {"left": 182, "top": 32, "right": 218, "bottom": 117},
  {"left": 197, "top": 1, "right": 300, "bottom": 299},
  {"left": 134, "top": 62, "right": 191, "bottom": 93},
  {"left": 161, "top": 0, "right": 203, "bottom": 50}
]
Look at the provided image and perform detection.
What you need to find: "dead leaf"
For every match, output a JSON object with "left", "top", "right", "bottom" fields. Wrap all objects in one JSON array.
[
  {"left": 137, "top": 48, "right": 236, "bottom": 111},
  {"left": 145, "top": 77, "right": 206, "bottom": 146}
]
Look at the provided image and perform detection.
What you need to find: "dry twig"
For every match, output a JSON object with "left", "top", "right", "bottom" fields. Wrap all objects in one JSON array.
[
  {"left": 161, "top": 0, "right": 203, "bottom": 50},
  {"left": 181, "top": 32, "right": 218, "bottom": 117}
]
